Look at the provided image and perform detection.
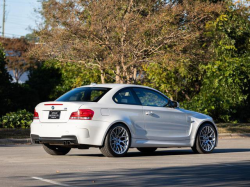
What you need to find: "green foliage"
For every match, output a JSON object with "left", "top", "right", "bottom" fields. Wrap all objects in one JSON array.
[
  {"left": 0, "top": 45, "right": 13, "bottom": 116},
  {"left": 182, "top": 6, "right": 250, "bottom": 122},
  {"left": 0, "top": 45, "right": 12, "bottom": 84},
  {"left": 43, "top": 61, "right": 101, "bottom": 98},
  {"left": 142, "top": 62, "right": 184, "bottom": 100},
  {"left": 27, "top": 61, "right": 63, "bottom": 101},
  {"left": 0, "top": 44, "right": 39, "bottom": 117},
  {"left": 143, "top": 3, "right": 250, "bottom": 122},
  {"left": 27, "top": 60, "right": 102, "bottom": 101},
  {"left": 0, "top": 110, "right": 33, "bottom": 129},
  {"left": 8, "top": 83, "right": 40, "bottom": 113}
]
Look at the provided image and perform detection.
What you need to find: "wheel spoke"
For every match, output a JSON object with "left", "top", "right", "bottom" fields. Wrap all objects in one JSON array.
[
  {"left": 199, "top": 126, "right": 216, "bottom": 152},
  {"left": 109, "top": 126, "right": 129, "bottom": 155}
]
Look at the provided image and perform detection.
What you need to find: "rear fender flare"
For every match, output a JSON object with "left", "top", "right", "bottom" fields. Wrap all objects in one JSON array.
[{"left": 101, "top": 120, "right": 134, "bottom": 146}]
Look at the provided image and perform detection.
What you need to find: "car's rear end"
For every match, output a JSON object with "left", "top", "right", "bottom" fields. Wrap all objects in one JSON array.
[{"left": 30, "top": 86, "right": 112, "bottom": 148}]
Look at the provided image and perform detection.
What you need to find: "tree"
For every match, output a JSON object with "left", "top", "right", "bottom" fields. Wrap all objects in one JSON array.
[
  {"left": 182, "top": 1, "right": 250, "bottom": 122},
  {"left": 142, "top": 0, "right": 225, "bottom": 100},
  {"left": 0, "top": 44, "right": 39, "bottom": 116},
  {"left": 42, "top": 60, "right": 102, "bottom": 98},
  {"left": 0, "top": 44, "right": 12, "bottom": 116},
  {"left": 30, "top": 0, "right": 224, "bottom": 84},
  {"left": 27, "top": 60, "right": 102, "bottom": 101},
  {"left": 26, "top": 61, "right": 63, "bottom": 101},
  {"left": 0, "top": 37, "right": 36, "bottom": 83},
  {"left": 142, "top": 1, "right": 250, "bottom": 122}
]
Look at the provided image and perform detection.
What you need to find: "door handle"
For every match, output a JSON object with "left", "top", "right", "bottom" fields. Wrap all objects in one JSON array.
[{"left": 145, "top": 111, "right": 153, "bottom": 115}]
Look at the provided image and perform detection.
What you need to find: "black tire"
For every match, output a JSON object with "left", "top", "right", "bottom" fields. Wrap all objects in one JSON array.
[
  {"left": 192, "top": 123, "right": 217, "bottom": 154},
  {"left": 43, "top": 144, "right": 71, "bottom": 155},
  {"left": 191, "top": 146, "right": 199, "bottom": 154},
  {"left": 100, "top": 124, "right": 131, "bottom": 157},
  {"left": 137, "top": 148, "right": 157, "bottom": 154}
]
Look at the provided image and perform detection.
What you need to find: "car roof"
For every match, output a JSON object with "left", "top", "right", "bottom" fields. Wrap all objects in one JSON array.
[
  {"left": 78, "top": 83, "right": 169, "bottom": 100},
  {"left": 80, "top": 83, "right": 151, "bottom": 89}
]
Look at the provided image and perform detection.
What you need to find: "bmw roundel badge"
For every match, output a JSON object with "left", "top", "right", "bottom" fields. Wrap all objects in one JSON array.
[{"left": 51, "top": 106, "right": 55, "bottom": 110}]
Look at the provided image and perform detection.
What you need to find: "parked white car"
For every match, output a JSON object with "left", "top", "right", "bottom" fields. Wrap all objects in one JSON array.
[{"left": 31, "top": 84, "right": 218, "bottom": 157}]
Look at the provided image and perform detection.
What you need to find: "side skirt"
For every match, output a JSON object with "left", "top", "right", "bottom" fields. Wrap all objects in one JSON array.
[{"left": 131, "top": 138, "right": 191, "bottom": 148}]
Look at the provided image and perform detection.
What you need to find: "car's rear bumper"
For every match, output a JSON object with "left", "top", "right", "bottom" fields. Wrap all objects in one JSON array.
[
  {"left": 30, "top": 120, "right": 110, "bottom": 146},
  {"left": 31, "top": 134, "right": 78, "bottom": 145}
]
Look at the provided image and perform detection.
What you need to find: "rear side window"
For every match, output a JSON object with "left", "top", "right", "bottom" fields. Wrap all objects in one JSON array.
[
  {"left": 113, "top": 88, "right": 139, "bottom": 105},
  {"left": 56, "top": 87, "right": 111, "bottom": 102}
]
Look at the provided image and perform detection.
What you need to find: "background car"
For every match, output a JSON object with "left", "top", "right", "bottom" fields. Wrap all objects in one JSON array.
[{"left": 31, "top": 84, "right": 218, "bottom": 157}]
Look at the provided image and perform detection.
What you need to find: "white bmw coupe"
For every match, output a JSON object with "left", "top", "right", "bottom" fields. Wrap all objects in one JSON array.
[{"left": 31, "top": 84, "right": 218, "bottom": 157}]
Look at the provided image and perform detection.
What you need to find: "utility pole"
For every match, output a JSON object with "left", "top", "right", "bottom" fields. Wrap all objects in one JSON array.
[{"left": 2, "top": 0, "right": 6, "bottom": 37}]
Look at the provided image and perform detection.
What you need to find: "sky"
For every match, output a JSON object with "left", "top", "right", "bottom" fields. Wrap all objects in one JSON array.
[{"left": 0, "top": 0, "right": 41, "bottom": 38}]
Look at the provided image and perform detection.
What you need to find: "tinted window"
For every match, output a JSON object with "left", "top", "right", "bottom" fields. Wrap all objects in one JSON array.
[
  {"left": 133, "top": 88, "right": 169, "bottom": 107},
  {"left": 113, "top": 88, "right": 139, "bottom": 105},
  {"left": 56, "top": 87, "right": 111, "bottom": 102}
]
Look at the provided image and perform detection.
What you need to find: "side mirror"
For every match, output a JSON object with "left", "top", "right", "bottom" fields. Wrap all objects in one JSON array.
[{"left": 172, "top": 101, "right": 179, "bottom": 108}]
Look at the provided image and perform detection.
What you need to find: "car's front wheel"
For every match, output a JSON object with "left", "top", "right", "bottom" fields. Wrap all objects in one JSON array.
[
  {"left": 43, "top": 144, "right": 71, "bottom": 155},
  {"left": 192, "top": 123, "right": 217, "bottom": 154},
  {"left": 100, "top": 124, "right": 130, "bottom": 157}
]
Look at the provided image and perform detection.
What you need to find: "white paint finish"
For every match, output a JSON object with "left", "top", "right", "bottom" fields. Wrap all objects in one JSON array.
[
  {"left": 108, "top": 104, "right": 145, "bottom": 139},
  {"left": 37, "top": 102, "right": 83, "bottom": 123},
  {"left": 142, "top": 106, "right": 191, "bottom": 141},
  {"left": 31, "top": 177, "right": 70, "bottom": 187},
  {"left": 100, "top": 108, "right": 109, "bottom": 116},
  {"left": 78, "top": 128, "right": 90, "bottom": 138},
  {"left": 31, "top": 84, "right": 217, "bottom": 149},
  {"left": 31, "top": 119, "right": 111, "bottom": 146}
]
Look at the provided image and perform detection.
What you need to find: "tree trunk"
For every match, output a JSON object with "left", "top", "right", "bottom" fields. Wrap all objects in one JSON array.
[
  {"left": 13, "top": 69, "right": 19, "bottom": 83},
  {"left": 116, "top": 65, "right": 121, "bottom": 83},
  {"left": 133, "top": 67, "right": 137, "bottom": 83},
  {"left": 126, "top": 71, "right": 130, "bottom": 84},
  {"left": 100, "top": 69, "right": 105, "bottom": 84}
]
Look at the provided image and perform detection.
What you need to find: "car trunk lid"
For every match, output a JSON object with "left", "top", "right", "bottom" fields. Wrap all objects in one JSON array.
[{"left": 36, "top": 102, "right": 83, "bottom": 123}]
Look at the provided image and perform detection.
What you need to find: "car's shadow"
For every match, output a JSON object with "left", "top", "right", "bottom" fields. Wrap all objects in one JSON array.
[
  {"left": 25, "top": 160, "right": 250, "bottom": 186},
  {"left": 68, "top": 148, "right": 250, "bottom": 157}
]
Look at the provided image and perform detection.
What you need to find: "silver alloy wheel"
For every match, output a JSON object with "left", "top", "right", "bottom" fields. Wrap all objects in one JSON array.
[
  {"left": 199, "top": 126, "right": 216, "bottom": 152},
  {"left": 110, "top": 126, "right": 129, "bottom": 154}
]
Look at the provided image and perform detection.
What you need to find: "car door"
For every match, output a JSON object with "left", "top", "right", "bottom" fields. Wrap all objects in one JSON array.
[
  {"left": 112, "top": 88, "right": 146, "bottom": 139},
  {"left": 133, "top": 88, "right": 191, "bottom": 141}
]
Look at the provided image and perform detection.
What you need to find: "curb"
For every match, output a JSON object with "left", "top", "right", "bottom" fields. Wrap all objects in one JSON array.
[
  {"left": 219, "top": 133, "right": 250, "bottom": 139},
  {"left": 1, "top": 133, "right": 250, "bottom": 145},
  {"left": 0, "top": 138, "right": 31, "bottom": 145}
]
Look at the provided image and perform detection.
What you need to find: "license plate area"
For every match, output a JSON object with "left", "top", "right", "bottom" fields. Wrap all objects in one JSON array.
[{"left": 48, "top": 111, "right": 61, "bottom": 119}]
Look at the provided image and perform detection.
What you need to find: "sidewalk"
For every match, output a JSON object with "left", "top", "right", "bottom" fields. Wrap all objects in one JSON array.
[{"left": 0, "top": 133, "right": 250, "bottom": 145}]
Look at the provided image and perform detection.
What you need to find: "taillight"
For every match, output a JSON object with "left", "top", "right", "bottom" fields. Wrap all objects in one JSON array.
[
  {"left": 70, "top": 109, "right": 94, "bottom": 120},
  {"left": 33, "top": 109, "right": 39, "bottom": 119}
]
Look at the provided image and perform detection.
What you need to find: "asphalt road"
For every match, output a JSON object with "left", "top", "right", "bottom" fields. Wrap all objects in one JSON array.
[{"left": 0, "top": 138, "right": 250, "bottom": 187}]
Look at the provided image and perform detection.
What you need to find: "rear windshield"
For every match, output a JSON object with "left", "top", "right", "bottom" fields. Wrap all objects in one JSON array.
[{"left": 56, "top": 87, "right": 111, "bottom": 102}]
